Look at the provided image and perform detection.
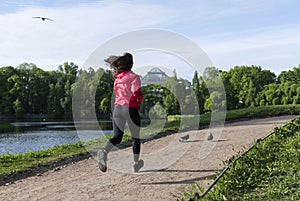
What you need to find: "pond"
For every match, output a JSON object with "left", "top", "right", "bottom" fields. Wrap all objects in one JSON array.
[{"left": 0, "top": 121, "right": 114, "bottom": 155}]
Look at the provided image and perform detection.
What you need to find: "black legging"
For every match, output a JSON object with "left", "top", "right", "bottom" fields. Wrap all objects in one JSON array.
[{"left": 104, "top": 105, "right": 141, "bottom": 162}]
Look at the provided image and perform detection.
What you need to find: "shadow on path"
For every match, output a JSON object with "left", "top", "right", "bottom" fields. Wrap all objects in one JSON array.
[
  {"left": 141, "top": 169, "right": 218, "bottom": 173},
  {"left": 141, "top": 174, "right": 216, "bottom": 185}
]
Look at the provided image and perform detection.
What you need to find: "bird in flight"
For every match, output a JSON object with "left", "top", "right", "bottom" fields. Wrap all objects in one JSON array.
[{"left": 32, "top": 17, "right": 54, "bottom": 22}]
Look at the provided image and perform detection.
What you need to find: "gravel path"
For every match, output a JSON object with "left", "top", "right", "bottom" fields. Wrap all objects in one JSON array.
[{"left": 0, "top": 116, "right": 296, "bottom": 201}]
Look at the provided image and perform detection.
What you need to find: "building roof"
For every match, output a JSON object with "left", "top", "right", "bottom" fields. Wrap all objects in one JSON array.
[{"left": 141, "top": 67, "right": 168, "bottom": 86}]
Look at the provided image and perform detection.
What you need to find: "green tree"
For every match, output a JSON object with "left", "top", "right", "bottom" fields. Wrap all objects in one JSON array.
[
  {"left": 199, "top": 76, "right": 209, "bottom": 112},
  {"left": 259, "top": 83, "right": 279, "bottom": 106},
  {"left": 225, "top": 65, "right": 275, "bottom": 108},
  {"left": 58, "top": 62, "right": 78, "bottom": 118},
  {"left": 0, "top": 66, "right": 16, "bottom": 114},
  {"left": 60, "top": 80, "right": 72, "bottom": 118},
  {"left": 47, "top": 78, "right": 64, "bottom": 119},
  {"left": 72, "top": 68, "right": 102, "bottom": 119},
  {"left": 245, "top": 80, "right": 256, "bottom": 107},
  {"left": 192, "top": 71, "right": 201, "bottom": 113},
  {"left": 278, "top": 65, "right": 300, "bottom": 83},
  {"left": 220, "top": 71, "right": 238, "bottom": 110},
  {"left": 183, "top": 92, "right": 198, "bottom": 115},
  {"left": 28, "top": 67, "right": 51, "bottom": 114},
  {"left": 163, "top": 92, "right": 178, "bottom": 115},
  {"left": 140, "top": 84, "right": 164, "bottom": 116},
  {"left": 96, "top": 69, "right": 114, "bottom": 116},
  {"left": 8, "top": 63, "right": 36, "bottom": 113},
  {"left": 13, "top": 99, "right": 24, "bottom": 119},
  {"left": 149, "top": 102, "right": 166, "bottom": 119},
  {"left": 202, "top": 67, "right": 226, "bottom": 112},
  {"left": 58, "top": 62, "right": 78, "bottom": 83},
  {"left": 163, "top": 73, "right": 189, "bottom": 115},
  {"left": 99, "top": 97, "right": 110, "bottom": 113}
]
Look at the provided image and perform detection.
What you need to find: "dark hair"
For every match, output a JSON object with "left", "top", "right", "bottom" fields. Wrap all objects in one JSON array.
[{"left": 104, "top": 52, "right": 133, "bottom": 74}]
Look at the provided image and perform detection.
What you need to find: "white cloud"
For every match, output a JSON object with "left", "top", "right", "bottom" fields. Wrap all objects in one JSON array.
[
  {"left": 196, "top": 24, "right": 300, "bottom": 75},
  {"left": 0, "top": 1, "right": 175, "bottom": 69},
  {"left": 0, "top": 0, "right": 299, "bottom": 78},
  {"left": 201, "top": 24, "right": 300, "bottom": 53}
]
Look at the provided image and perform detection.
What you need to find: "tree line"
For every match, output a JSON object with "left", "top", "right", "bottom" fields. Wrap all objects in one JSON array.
[
  {"left": 140, "top": 65, "right": 300, "bottom": 117},
  {"left": 0, "top": 62, "right": 300, "bottom": 120}
]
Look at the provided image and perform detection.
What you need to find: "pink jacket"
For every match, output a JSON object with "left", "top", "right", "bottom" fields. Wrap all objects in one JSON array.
[{"left": 114, "top": 70, "right": 144, "bottom": 110}]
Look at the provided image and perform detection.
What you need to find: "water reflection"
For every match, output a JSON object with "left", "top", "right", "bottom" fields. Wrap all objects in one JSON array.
[
  {"left": 0, "top": 121, "right": 113, "bottom": 155},
  {"left": 0, "top": 120, "right": 150, "bottom": 155}
]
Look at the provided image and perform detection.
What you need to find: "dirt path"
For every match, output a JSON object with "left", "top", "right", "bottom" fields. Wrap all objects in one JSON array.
[{"left": 0, "top": 116, "right": 296, "bottom": 201}]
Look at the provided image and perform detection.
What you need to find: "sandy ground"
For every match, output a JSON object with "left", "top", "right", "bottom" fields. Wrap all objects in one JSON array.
[{"left": 0, "top": 116, "right": 296, "bottom": 201}]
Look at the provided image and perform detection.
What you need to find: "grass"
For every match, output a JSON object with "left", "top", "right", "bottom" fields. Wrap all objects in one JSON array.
[
  {"left": 178, "top": 115, "right": 300, "bottom": 201},
  {"left": 1, "top": 104, "right": 299, "bottom": 182},
  {"left": 168, "top": 105, "right": 300, "bottom": 129},
  {"left": 169, "top": 105, "right": 300, "bottom": 127},
  {"left": 0, "top": 143, "right": 87, "bottom": 177},
  {"left": 224, "top": 104, "right": 300, "bottom": 121}
]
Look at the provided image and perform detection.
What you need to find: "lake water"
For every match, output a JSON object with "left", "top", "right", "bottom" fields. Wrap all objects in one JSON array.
[{"left": 0, "top": 121, "right": 114, "bottom": 155}]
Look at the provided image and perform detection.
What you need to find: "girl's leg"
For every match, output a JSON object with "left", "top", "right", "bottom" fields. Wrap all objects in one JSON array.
[
  {"left": 128, "top": 108, "right": 141, "bottom": 162},
  {"left": 104, "top": 106, "right": 126, "bottom": 152},
  {"left": 128, "top": 108, "right": 143, "bottom": 172},
  {"left": 98, "top": 106, "right": 125, "bottom": 172}
]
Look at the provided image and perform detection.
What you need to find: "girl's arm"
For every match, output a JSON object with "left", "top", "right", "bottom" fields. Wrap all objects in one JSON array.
[{"left": 131, "top": 75, "right": 144, "bottom": 104}]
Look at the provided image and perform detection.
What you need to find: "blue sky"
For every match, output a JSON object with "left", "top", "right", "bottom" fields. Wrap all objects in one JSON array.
[{"left": 1, "top": 0, "right": 300, "bottom": 79}]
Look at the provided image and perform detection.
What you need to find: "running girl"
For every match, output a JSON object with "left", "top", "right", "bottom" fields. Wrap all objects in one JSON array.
[{"left": 98, "top": 52, "right": 144, "bottom": 173}]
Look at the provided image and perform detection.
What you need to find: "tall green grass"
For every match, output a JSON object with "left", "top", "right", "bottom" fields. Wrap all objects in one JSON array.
[{"left": 178, "top": 116, "right": 300, "bottom": 200}]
